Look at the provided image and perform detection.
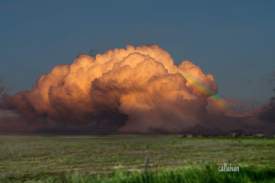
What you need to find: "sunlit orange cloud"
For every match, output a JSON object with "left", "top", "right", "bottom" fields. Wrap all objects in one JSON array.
[{"left": 4, "top": 44, "right": 244, "bottom": 133}]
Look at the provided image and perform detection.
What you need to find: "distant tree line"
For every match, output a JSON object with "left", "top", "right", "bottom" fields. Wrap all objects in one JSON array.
[
  {"left": 0, "top": 82, "right": 5, "bottom": 97},
  {"left": 259, "top": 74, "right": 275, "bottom": 121}
]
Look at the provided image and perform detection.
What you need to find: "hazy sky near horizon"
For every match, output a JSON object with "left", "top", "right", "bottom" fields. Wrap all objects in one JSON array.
[{"left": 0, "top": 0, "right": 274, "bottom": 104}]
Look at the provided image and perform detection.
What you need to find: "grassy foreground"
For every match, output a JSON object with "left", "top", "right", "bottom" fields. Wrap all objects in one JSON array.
[
  {"left": 1, "top": 135, "right": 275, "bottom": 182},
  {"left": 2, "top": 165, "right": 275, "bottom": 183}
]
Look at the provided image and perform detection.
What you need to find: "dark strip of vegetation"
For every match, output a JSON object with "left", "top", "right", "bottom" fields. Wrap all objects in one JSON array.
[{"left": 2, "top": 165, "right": 275, "bottom": 183}]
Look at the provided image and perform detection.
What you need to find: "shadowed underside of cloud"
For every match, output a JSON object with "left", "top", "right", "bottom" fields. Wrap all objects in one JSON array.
[{"left": 0, "top": 45, "right": 274, "bottom": 134}]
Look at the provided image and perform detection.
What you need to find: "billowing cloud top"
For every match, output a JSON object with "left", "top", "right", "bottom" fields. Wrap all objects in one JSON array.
[{"left": 7, "top": 45, "right": 219, "bottom": 133}]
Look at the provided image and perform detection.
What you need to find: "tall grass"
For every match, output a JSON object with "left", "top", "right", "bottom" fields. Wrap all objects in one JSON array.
[{"left": 2, "top": 165, "right": 275, "bottom": 183}]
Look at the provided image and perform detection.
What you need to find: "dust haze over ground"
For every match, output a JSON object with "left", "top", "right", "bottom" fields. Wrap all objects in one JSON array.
[{"left": 0, "top": 45, "right": 274, "bottom": 135}]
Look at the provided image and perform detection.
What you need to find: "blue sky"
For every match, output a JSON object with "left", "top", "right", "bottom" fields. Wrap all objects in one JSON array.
[{"left": 0, "top": 0, "right": 274, "bottom": 104}]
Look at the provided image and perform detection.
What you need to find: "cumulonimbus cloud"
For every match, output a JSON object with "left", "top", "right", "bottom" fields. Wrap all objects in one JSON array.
[
  {"left": 1, "top": 44, "right": 274, "bottom": 134},
  {"left": 3, "top": 45, "right": 219, "bottom": 132}
]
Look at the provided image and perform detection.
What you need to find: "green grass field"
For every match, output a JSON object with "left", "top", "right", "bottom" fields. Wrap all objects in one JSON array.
[{"left": 1, "top": 135, "right": 275, "bottom": 182}]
